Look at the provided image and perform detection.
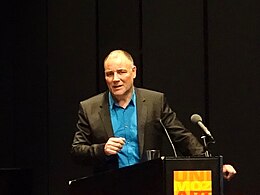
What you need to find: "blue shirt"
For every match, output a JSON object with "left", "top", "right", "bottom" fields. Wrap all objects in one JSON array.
[{"left": 108, "top": 91, "right": 140, "bottom": 168}]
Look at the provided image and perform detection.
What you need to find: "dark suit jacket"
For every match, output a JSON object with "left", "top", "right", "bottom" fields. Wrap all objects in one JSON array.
[{"left": 71, "top": 88, "right": 204, "bottom": 173}]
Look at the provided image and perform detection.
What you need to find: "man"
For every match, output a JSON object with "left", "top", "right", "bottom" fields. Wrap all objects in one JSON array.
[{"left": 71, "top": 49, "right": 236, "bottom": 180}]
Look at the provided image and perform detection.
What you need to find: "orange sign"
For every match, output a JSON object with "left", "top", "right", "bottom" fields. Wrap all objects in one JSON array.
[{"left": 173, "top": 170, "right": 212, "bottom": 195}]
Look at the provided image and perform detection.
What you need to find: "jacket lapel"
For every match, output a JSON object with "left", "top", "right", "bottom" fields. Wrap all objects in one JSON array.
[
  {"left": 99, "top": 91, "right": 114, "bottom": 138},
  {"left": 136, "top": 88, "right": 148, "bottom": 158}
]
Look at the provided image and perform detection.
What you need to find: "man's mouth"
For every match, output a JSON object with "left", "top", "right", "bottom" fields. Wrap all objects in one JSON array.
[{"left": 113, "top": 85, "right": 122, "bottom": 89}]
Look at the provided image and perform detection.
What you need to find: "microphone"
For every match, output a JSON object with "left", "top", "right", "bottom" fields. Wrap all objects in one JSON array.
[
  {"left": 190, "top": 114, "right": 215, "bottom": 141},
  {"left": 159, "top": 119, "right": 178, "bottom": 157}
]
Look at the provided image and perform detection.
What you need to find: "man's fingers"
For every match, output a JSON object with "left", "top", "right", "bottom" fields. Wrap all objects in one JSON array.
[
  {"left": 109, "top": 137, "right": 126, "bottom": 144},
  {"left": 223, "top": 164, "right": 237, "bottom": 181},
  {"left": 104, "top": 148, "right": 118, "bottom": 155},
  {"left": 104, "top": 144, "right": 122, "bottom": 155},
  {"left": 107, "top": 145, "right": 122, "bottom": 151},
  {"left": 104, "top": 137, "right": 126, "bottom": 156}
]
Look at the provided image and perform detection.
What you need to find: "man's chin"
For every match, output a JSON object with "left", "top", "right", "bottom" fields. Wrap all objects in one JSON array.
[
  {"left": 110, "top": 89, "right": 127, "bottom": 98},
  {"left": 112, "top": 91, "right": 124, "bottom": 96},
  {"left": 110, "top": 87, "right": 133, "bottom": 99}
]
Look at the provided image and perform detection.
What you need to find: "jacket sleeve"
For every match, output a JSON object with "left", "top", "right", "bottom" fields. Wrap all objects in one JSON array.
[{"left": 71, "top": 102, "right": 115, "bottom": 167}]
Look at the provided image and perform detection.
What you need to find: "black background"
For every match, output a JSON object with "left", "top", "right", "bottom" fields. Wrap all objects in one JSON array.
[{"left": 1, "top": 0, "right": 259, "bottom": 194}]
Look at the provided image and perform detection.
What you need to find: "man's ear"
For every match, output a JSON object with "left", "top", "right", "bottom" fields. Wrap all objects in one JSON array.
[{"left": 132, "top": 65, "right": 137, "bottom": 78}]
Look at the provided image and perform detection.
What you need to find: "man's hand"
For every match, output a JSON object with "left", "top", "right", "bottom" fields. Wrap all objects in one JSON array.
[
  {"left": 223, "top": 164, "right": 237, "bottom": 181},
  {"left": 104, "top": 137, "right": 126, "bottom": 156}
]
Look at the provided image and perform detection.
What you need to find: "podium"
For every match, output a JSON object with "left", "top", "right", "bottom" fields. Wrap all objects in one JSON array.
[{"left": 69, "top": 156, "right": 223, "bottom": 195}]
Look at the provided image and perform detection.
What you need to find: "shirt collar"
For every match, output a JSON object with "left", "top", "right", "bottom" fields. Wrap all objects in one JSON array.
[{"left": 109, "top": 89, "right": 136, "bottom": 109}]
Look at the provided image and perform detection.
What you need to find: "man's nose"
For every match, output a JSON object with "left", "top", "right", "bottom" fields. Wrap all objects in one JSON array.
[{"left": 113, "top": 72, "right": 120, "bottom": 81}]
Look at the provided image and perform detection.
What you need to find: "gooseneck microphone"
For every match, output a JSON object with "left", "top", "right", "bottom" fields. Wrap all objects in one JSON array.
[
  {"left": 190, "top": 114, "right": 215, "bottom": 141},
  {"left": 159, "top": 119, "right": 178, "bottom": 158}
]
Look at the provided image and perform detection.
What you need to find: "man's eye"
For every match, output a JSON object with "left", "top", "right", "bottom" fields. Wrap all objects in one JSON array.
[
  {"left": 105, "top": 72, "right": 113, "bottom": 77},
  {"left": 117, "top": 70, "right": 127, "bottom": 74}
]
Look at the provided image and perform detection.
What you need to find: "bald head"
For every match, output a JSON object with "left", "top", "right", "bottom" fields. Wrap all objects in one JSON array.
[{"left": 104, "top": 50, "right": 134, "bottom": 67}]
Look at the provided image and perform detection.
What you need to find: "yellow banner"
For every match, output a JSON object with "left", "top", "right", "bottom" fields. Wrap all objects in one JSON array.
[{"left": 173, "top": 170, "right": 212, "bottom": 195}]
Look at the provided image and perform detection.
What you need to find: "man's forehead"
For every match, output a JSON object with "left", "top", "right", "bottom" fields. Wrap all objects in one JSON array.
[
  {"left": 104, "top": 67, "right": 128, "bottom": 72},
  {"left": 104, "top": 64, "right": 132, "bottom": 72},
  {"left": 105, "top": 56, "right": 132, "bottom": 69},
  {"left": 106, "top": 52, "right": 128, "bottom": 62}
]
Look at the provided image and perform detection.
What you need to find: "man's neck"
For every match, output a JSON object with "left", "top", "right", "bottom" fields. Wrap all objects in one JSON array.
[{"left": 113, "top": 89, "right": 134, "bottom": 109}]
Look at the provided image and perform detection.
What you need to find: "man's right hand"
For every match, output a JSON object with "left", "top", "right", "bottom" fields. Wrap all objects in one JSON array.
[{"left": 104, "top": 137, "right": 126, "bottom": 156}]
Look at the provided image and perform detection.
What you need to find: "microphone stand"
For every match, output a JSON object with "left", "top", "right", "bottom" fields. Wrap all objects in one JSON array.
[
  {"left": 201, "top": 135, "right": 210, "bottom": 157},
  {"left": 191, "top": 114, "right": 215, "bottom": 157},
  {"left": 201, "top": 135, "right": 215, "bottom": 157}
]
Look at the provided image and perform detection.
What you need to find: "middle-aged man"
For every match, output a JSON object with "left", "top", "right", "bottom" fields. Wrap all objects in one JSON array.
[{"left": 71, "top": 49, "right": 236, "bottom": 180}]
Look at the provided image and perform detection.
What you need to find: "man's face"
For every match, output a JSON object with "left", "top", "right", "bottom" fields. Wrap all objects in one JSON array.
[{"left": 104, "top": 53, "right": 136, "bottom": 100}]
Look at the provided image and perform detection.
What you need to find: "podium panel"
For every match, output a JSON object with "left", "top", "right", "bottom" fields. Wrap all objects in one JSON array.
[
  {"left": 69, "top": 158, "right": 164, "bottom": 195},
  {"left": 164, "top": 156, "right": 223, "bottom": 195}
]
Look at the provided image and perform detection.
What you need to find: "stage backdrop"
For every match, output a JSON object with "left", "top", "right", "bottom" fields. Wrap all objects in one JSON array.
[{"left": 1, "top": 0, "right": 259, "bottom": 194}]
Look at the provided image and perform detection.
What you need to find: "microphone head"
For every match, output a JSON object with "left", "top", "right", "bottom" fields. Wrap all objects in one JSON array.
[{"left": 191, "top": 114, "right": 202, "bottom": 124}]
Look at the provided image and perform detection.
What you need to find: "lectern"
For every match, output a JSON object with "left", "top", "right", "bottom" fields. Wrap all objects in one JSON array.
[{"left": 69, "top": 156, "right": 223, "bottom": 195}]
